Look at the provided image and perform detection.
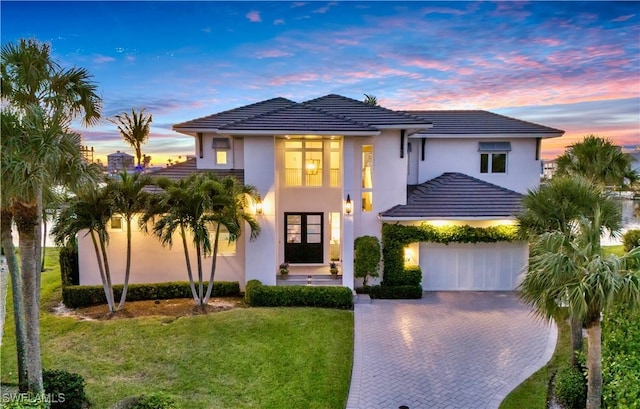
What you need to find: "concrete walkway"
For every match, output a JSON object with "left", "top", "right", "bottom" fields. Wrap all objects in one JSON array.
[{"left": 346, "top": 292, "right": 557, "bottom": 409}]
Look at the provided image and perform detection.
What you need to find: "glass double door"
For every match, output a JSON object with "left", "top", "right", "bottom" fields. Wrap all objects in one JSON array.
[{"left": 285, "top": 213, "right": 323, "bottom": 263}]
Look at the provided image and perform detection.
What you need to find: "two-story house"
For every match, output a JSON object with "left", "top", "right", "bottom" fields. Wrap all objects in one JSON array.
[{"left": 77, "top": 94, "right": 563, "bottom": 291}]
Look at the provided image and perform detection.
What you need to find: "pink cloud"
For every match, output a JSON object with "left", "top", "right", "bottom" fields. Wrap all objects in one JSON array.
[
  {"left": 93, "top": 55, "right": 115, "bottom": 64},
  {"left": 612, "top": 14, "right": 635, "bottom": 22},
  {"left": 254, "top": 49, "right": 293, "bottom": 59},
  {"left": 420, "top": 7, "right": 467, "bottom": 16},
  {"left": 246, "top": 10, "right": 261, "bottom": 23},
  {"left": 268, "top": 72, "right": 320, "bottom": 86}
]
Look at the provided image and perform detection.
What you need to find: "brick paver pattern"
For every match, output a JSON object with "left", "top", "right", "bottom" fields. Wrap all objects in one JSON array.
[{"left": 346, "top": 292, "right": 557, "bottom": 409}]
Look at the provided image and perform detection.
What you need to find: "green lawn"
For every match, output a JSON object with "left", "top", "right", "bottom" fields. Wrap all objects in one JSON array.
[{"left": 1, "top": 249, "right": 354, "bottom": 409}]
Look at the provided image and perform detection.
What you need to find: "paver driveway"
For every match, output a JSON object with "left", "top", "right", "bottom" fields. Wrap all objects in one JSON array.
[{"left": 346, "top": 292, "right": 557, "bottom": 409}]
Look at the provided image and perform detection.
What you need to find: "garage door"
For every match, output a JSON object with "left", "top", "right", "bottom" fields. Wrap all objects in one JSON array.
[{"left": 419, "top": 242, "right": 528, "bottom": 291}]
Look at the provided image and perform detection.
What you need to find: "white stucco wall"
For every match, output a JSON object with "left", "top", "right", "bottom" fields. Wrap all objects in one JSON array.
[
  {"left": 195, "top": 133, "right": 244, "bottom": 170},
  {"left": 243, "top": 135, "right": 277, "bottom": 285},
  {"left": 78, "top": 221, "right": 245, "bottom": 287},
  {"left": 417, "top": 137, "right": 541, "bottom": 194}
]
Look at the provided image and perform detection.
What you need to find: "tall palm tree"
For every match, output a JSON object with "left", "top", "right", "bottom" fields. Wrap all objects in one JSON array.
[
  {"left": 520, "top": 209, "right": 640, "bottom": 409},
  {"left": 1, "top": 38, "right": 101, "bottom": 393},
  {"left": 108, "top": 171, "right": 151, "bottom": 310},
  {"left": 555, "top": 135, "right": 638, "bottom": 188},
  {"left": 109, "top": 108, "right": 152, "bottom": 168},
  {"left": 52, "top": 184, "right": 117, "bottom": 312},
  {"left": 202, "top": 176, "right": 260, "bottom": 304},
  {"left": 516, "top": 176, "right": 622, "bottom": 362}
]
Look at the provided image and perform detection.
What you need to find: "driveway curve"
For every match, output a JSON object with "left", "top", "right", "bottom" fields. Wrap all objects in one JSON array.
[{"left": 346, "top": 292, "right": 557, "bottom": 409}]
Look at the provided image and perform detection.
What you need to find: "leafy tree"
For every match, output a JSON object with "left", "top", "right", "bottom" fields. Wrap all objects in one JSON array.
[
  {"left": 555, "top": 135, "right": 638, "bottom": 188},
  {"left": 516, "top": 176, "right": 621, "bottom": 363},
  {"left": 108, "top": 171, "right": 152, "bottom": 310},
  {"left": 520, "top": 209, "right": 640, "bottom": 409},
  {"left": 1, "top": 38, "right": 101, "bottom": 393},
  {"left": 110, "top": 108, "right": 153, "bottom": 168},
  {"left": 354, "top": 236, "right": 381, "bottom": 286},
  {"left": 363, "top": 94, "right": 378, "bottom": 106}
]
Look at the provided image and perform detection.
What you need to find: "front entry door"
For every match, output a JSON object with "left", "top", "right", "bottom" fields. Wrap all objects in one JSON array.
[{"left": 285, "top": 213, "right": 323, "bottom": 263}]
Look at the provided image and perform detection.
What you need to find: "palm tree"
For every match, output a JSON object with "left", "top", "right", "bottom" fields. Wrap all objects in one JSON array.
[
  {"left": 363, "top": 94, "right": 378, "bottom": 106},
  {"left": 108, "top": 171, "right": 151, "bottom": 310},
  {"left": 520, "top": 210, "right": 640, "bottom": 409},
  {"left": 516, "top": 176, "right": 622, "bottom": 362},
  {"left": 109, "top": 108, "right": 152, "bottom": 168},
  {"left": 555, "top": 135, "right": 638, "bottom": 188},
  {"left": 52, "top": 184, "right": 117, "bottom": 312},
  {"left": 202, "top": 176, "right": 260, "bottom": 304},
  {"left": 1, "top": 38, "right": 101, "bottom": 393}
]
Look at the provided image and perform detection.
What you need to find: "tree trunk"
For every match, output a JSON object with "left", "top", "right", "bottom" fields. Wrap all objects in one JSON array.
[
  {"left": 35, "top": 188, "right": 43, "bottom": 299},
  {"left": 1, "top": 209, "right": 29, "bottom": 392},
  {"left": 196, "top": 244, "right": 204, "bottom": 306},
  {"left": 117, "top": 216, "right": 133, "bottom": 310},
  {"left": 180, "top": 226, "right": 198, "bottom": 303},
  {"left": 14, "top": 202, "right": 44, "bottom": 394},
  {"left": 98, "top": 235, "right": 116, "bottom": 313},
  {"left": 203, "top": 224, "right": 220, "bottom": 304},
  {"left": 89, "top": 231, "right": 115, "bottom": 312},
  {"left": 586, "top": 316, "right": 603, "bottom": 409},
  {"left": 41, "top": 219, "right": 47, "bottom": 273},
  {"left": 570, "top": 314, "right": 584, "bottom": 366}
]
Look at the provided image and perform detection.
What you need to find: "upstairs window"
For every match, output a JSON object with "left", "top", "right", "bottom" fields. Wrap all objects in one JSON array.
[
  {"left": 479, "top": 142, "right": 510, "bottom": 174},
  {"left": 284, "top": 140, "right": 324, "bottom": 187},
  {"left": 212, "top": 138, "right": 231, "bottom": 165}
]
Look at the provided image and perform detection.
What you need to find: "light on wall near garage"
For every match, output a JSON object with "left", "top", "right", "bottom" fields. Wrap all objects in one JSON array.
[{"left": 344, "top": 194, "right": 352, "bottom": 215}]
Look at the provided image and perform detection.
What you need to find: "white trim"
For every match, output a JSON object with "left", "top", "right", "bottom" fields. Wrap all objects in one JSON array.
[
  {"left": 174, "top": 127, "right": 381, "bottom": 137},
  {"left": 377, "top": 215, "right": 517, "bottom": 221},
  {"left": 410, "top": 132, "right": 563, "bottom": 139}
]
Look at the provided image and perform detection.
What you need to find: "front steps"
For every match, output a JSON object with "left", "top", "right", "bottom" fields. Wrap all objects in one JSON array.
[{"left": 276, "top": 274, "right": 343, "bottom": 286}]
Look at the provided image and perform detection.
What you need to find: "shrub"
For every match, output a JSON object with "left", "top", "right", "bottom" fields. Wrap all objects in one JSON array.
[
  {"left": 603, "top": 305, "right": 640, "bottom": 408},
  {"left": 59, "top": 244, "right": 79, "bottom": 286},
  {"left": 43, "top": 369, "right": 87, "bottom": 409},
  {"left": 623, "top": 229, "right": 640, "bottom": 252},
  {"left": 384, "top": 265, "right": 422, "bottom": 287},
  {"left": 62, "top": 281, "right": 240, "bottom": 308},
  {"left": 554, "top": 364, "right": 586, "bottom": 409},
  {"left": 245, "top": 280, "right": 353, "bottom": 309},
  {"left": 369, "top": 285, "right": 422, "bottom": 299},
  {"left": 354, "top": 235, "right": 381, "bottom": 286}
]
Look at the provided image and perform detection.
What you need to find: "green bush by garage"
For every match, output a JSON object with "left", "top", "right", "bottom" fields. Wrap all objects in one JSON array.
[{"left": 244, "top": 280, "right": 353, "bottom": 309}]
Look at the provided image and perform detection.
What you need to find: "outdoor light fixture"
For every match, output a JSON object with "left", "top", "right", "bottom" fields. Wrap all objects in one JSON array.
[
  {"left": 305, "top": 159, "right": 320, "bottom": 175},
  {"left": 344, "top": 194, "right": 352, "bottom": 215},
  {"left": 255, "top": 198, "right": 263, "bottom": 215}
]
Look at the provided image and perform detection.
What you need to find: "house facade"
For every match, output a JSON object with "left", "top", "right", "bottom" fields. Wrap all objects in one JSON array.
[{"left": 78, "top": 94, "right": 563, "bottom": 291}]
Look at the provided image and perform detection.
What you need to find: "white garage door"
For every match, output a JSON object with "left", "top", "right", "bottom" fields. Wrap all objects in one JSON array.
[{"left": 419, "top": 242, "right": 528, "bottom": 291}]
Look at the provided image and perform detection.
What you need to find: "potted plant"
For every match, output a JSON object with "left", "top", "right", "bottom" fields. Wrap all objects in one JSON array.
[
  {"left": 329, "top": 261, "right": 339, "bottom": 278},
  {"left": 279, "top": 262, "right": 289, "bottom": 278}
]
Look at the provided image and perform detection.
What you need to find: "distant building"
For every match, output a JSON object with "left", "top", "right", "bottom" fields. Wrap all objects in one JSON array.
[
  {"left": 542, "top": 159, "right": 557, "bottom": 180},
  {"left": 80, "top": 145, "right": 95, "bottom": 163},
  {"left": 107, "top": 151, "right": 134, "bottom": 174}
]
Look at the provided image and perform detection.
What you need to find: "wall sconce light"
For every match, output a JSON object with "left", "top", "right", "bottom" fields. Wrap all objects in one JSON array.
[
  {"left": 255, "top": 197, "right": 263, "bottom": 215},
  {"left": 305, "top": 159, "right": 320, "bottom": 175},
  {"left": 344, "top": 194, "right": 352, "bottom": 215}
]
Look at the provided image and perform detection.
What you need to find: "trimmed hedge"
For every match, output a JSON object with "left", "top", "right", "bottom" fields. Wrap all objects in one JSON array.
[
  {"left": 623, "top": 229, "right": 640, "bottom": 252},
  {"left": 245, "top": 280, "right": 353, "bottom": 309},
  {"left": 554, "top": 364, "right": 586, "bottom": 409},
  {"left": 384, "top": 265, "right": 422, "bottom": 287},
  {"left": 62, "top": 281, "right": 240, "bottom": 308},
  {"left": 43, "top": 369, "right": 87, "bottom": 409}
]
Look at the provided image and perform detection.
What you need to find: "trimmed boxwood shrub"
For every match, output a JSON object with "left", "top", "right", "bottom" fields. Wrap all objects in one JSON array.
[
  {"left": 245, "top": 280, "right": 353, "bottom": 309},
  {"left": 43, "top": 369, "right": 87, "bottom": 409},
  {"left": 383, "top": 265, "right": 422, "bottom": 287},
  {"left": 369, "top": 285, "right": 422, "bottom": 299},
  {"left": 554, "top": 364, "right": 586, "bottom": 409},
  {"left": 2, "top": 398, "right": 50, "bottom": 409},
  {"left": 62, "top": 281, "right": 240, "bottom": 308},
  {"left": 623, "top": 229, "right": 640, "bottom": 252}
]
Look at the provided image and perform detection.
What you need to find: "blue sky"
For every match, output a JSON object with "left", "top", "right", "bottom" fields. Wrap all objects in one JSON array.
[{"left": 2, "top": 1, "right": 639, "bottom": 166}]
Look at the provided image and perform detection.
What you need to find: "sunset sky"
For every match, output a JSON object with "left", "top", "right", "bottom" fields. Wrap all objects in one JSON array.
[{"left": 2, "top": 1, "right": 639, "bottom": 166}]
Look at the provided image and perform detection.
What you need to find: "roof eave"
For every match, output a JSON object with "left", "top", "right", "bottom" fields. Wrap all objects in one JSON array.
[
  {"left": 217, "top": 129, "right": 381, "bottom": 136},
  {"left": 378, "top": 215, "right": 518, "bottom": 221},
  {"left": 409, "top": 132, "right": 564, "bottom": 139}
]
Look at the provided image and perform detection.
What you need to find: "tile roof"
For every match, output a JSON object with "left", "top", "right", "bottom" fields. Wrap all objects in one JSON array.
[
  {"left": 173, "top": 94, "right": 432, "bottom": 135},
  {"left": 144, "top": 158, "right": 244, "bottom": 193},
  {"left": 219, "top": 104, "right": 379, "bottom": 133},
  {"left": 403, "top": 110, "right": 564, "bottom": 136},
  {"left": 304, "top": 94, "right": 432, "bottom": 127},
  {"left": 380, "top": 172, "right": 523, "bottom": 219},
  {"left": 173, "top": 97, "right": 296, "bottom": 131}
]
